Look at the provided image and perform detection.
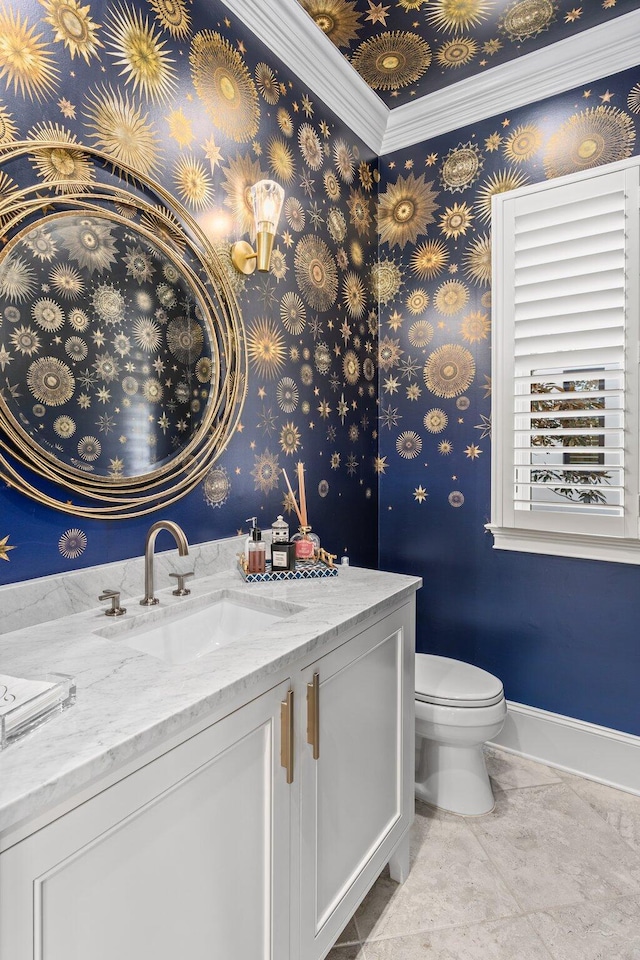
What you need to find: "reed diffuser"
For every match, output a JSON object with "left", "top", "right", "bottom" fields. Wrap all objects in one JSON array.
[{"left": 283, "top": 463, "right": 320, "bottom": 561}]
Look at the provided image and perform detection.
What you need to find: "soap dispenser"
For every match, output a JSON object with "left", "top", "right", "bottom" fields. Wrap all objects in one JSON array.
[
  {"left": 247, "top": 522, "right": 266, "bottom": 574},
  {"left": 244, "top": 517, "right": 257, "bottom": 561}
]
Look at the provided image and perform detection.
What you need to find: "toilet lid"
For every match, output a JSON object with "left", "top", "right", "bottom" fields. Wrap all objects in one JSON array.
[{"left": 415, "top": 654, "right": 504, "bottom": 707}]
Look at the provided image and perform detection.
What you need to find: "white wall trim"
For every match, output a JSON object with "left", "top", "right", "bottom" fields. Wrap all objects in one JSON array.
[
  {"left": 489, "top": 700, "right": 640, "bottom": 797},
  {"left": 218, "top": 0, "right": 388, "bottom": 154},
  {"left": 487, "top": 524, "right": 640, "bottom": 565}
]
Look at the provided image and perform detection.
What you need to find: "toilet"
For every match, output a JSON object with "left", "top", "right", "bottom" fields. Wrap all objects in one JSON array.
[{"left": 415, "top": 654, "right": 507, "bottom": 816}]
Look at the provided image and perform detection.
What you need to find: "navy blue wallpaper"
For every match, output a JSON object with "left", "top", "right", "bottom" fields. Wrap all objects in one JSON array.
[
  {"left": 378, "top": 64, "right": 640, "bottom": 736},
  {"left": 0, "top": 0, "right": 379, "bottom": 583}
]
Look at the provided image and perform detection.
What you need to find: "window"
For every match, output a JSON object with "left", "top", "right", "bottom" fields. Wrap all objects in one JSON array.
[{"left": 490, "top": 157, "right": 640, "bottom": 563}]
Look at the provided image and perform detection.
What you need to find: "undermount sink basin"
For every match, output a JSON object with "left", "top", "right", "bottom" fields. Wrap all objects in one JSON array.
[{"left": 95, "top": 592, "right": 290, "bottom": 665}]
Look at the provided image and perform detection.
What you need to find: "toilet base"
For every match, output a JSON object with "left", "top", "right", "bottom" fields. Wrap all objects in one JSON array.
[{"left": 415, "top": 738, "right": 495, "bottom": 816}]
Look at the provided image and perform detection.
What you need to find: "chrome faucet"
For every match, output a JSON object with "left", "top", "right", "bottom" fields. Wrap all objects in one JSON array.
[{"left": 140, "top": 520, "right": 189, "bottom": 606}]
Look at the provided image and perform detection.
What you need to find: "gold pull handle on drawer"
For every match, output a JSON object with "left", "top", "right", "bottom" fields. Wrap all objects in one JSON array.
[
  {"left": 307, "top": 672, "right": 319, "bottom": 760},
  {"left": 280, "top": 689, "right": 294, "bottom": 784}
]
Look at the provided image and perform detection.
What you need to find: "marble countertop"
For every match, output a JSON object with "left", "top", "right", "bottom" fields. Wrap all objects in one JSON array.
[{"left": 0, "top": 562, "right": 420, "bottom": 836}]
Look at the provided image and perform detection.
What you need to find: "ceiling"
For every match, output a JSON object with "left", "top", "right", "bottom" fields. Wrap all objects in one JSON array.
[
  {"left": 221, "top": 0, "right": 640, "bottom": 153},
  {"left": 294, "top": 0, "right": 640, "bottom": 109}
]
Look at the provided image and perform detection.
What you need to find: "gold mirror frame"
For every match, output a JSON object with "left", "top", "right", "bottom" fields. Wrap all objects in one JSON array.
[{"left": 0, "top": 142, "right": 247, "bottom": 519}]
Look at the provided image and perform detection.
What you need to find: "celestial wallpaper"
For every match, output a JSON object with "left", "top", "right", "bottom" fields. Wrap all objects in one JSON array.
[
  {"left": 378, "top": 64, "right": 640, "bottom": 735},
  {"left": 0, "top": 0, "right": 379, "bottom": 583},
  {"left": 297, "top": 0, "right": 640, "bottom": 107}
]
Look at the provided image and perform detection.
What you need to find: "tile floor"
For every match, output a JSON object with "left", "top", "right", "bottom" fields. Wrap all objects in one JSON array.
[{"left": 328, "top": 747, "right": 640, "bottom": 959}]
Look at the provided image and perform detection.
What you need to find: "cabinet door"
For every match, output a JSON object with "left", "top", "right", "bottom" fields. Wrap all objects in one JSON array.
[
  {"left": 0, "top": 681, "right": 292, "bottom": 960},
  {"left": 297, "top": 603, "right": 414, "bottom": 960}
]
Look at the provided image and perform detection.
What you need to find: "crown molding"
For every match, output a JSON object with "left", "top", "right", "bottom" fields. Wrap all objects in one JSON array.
[
  {"left": 381, "top": 8, "right": 640, "bottom": 154},
  {"left": 218, "top": 0, "right": 389, "bottom": 154}
]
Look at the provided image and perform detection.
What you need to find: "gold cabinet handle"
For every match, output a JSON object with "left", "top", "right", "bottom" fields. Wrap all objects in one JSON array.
[
  {"left": 307, "top": 672, "right": 319, "bottom": 760},
  {"left": 280, "top": 689, "right": 294, "bottom": 784}
]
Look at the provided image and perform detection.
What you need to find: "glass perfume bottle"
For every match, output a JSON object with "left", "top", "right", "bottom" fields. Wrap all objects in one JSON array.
[{"left": 292, "top": 525, "right": 320, "bottom": 561}]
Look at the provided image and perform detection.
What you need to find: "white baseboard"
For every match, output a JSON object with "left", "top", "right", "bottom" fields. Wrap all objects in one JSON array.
[{"left": 488, "top": 701, "right": 640, "bottom": 797}]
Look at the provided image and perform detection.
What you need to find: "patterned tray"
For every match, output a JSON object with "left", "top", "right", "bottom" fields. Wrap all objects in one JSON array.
[{"left": 238, "top": 558, "right": 338, "bottom": 583}]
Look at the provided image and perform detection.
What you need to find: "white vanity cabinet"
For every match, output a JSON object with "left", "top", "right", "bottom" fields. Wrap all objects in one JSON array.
[{"left": 0, "top": 596, "right": 415, "bottom": 960}]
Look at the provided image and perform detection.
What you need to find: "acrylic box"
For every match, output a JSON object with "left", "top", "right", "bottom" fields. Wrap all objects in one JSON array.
[{"left": 0, "top": 672, "right": 76, "bottom": 749}]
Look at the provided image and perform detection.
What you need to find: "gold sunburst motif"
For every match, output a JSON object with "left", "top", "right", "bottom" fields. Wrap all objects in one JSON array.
[
  {"left": 543, "top": 106, "right": 636, "bottom": 179},
  {"left": 410, "top": 239, "right": 449, "bottom": 279},
  {"left": 285, "top": 197, "right": 306, "bottom": 232},
  {"left": 378, "top": 172, "right": 439, "bottom": 250},
  {"left": 148, "top": 0, "right": 191, "bottom": 39},
  {"left": 396, "top": 430, "right": 422, "bottom": 459},
  {"left": 503, "top": 124, "right": 542, "bottom": 162},
  {"left": 406, "top": 289, "right": 428, "bottom": 315},
  {"left": 347, "top": 187, "right": 372, "bottom": 236},
  {"left": 424, "top": 344, "right": 475, "bottom": 398},
  {"left": 27, "top": 356, "right": 75, "bottom": 405},
  {"left": 434, "top": 280, "right": 469, "bottom": 315},
  {"left": 58, "top": 216, "right": 117, "bottom": 274},
  {"left": 27, "top": 122, "right": 94, "bottom": 193},
  {"left": 59, "top": 528, "right": 87, "bottom": 558},
  {"left": 436, "top": 36, "right": 478, "bottom": 69},
  {"left": 371, "top": 257, "right": 403, "bottom": 305},
  {"left": 439, "top": 201, "right": 474, "bottom": 240},
  {"left": 324, "top": 170, "right": 341, "bottom": 200},
  {"left": 23, "top": 225, "right": 56, "bottom": 262},
  {"left": 628, "top": 83, "right": 640, "bottom": 115},
  {"left": 294, "top": 235, "right": 338, "bottom": 311},
  {"left": 105, "top": 1, "right": 177, "bottom": 103},
  {"left": 0, "top": 101, "right": 17, "bottom": 142},
  {"left": 190, "top": 31, "right": 259, "bottom": 142},
  {"left": 424, "top": 408, "right": 448, "bottom": 433},
  {"left": 50, "top": 264, "right": 84, "bottom": 300},
  {"left": 352, "top": 30, "right": 431, "bottom": 91},
  {"left": 327, "top": 207, "right": 347, "bottom": 243},
  {"left": 166, "top": 317, "right": 203, "bottom": 363},
  {"left": 83, "top": 84, "right": 160, "bottom": 176},
  {"left": 342, "top": 271, "right": 367, "bottom": 318},
  {"left": 280, "top": 291, "right": 306, "bottom": 335},
  {"left": 463, "top": 232, "right": 491, "bottom": 285},
  {"left": 342, "top": 349, "right": 360, "bottom": 385},
  {"left": 203, "top": 466, "right": 230, "bottom": 508},
  {"left": 279, "top": 422, "right": 301, "bottom": 457},
  {"left": 440, "top": 141, "right": 483, "bottom": 192},
  {"left": 0, "top": 253, "right": 36, "bottom": 302},
  {"left": 277, "top": 376, "right": 299, "bottom": 413},
  {"left": 461, "top": 310, "right": 490, "bottom": 342},
  {"left": 173, "top": 154, "right": 213, "bottom": 210},
  {"left": 408, "top": 319, "right": 434, "bottom": 348},
  {"left": 476, "top": 168, "right": 530, "bottom": 223},
  {"left": 221, "top": 153, "right": 267, "bottom": 238},
  {"left": 277, "top": 107, "right": 294, "bottom": 137},
  {"left": 40, "top": 0, "right": 103, "bottom": 62},
  {"left": 268, "top": 136, "right": 296, "bottom": 184},
  {"left": 247, "top": 318, "right": 285, "bottom": 380},
  {"left": 333, "top": 139, "right": 355, "bottom": 183},
  {"left": 427, "top": 0, "right": 494, "bottom": 33},
  {"left": 298, "top": 123, "right": 323, "bottom": 169},
  {"left": 255, "top": 61, "right": 279, "bottom": 104},
  {"left": 300, "top": 0, "right": 362, "bottom": 48},
  {"left": 0, "top": 4, "right": 59, "bottom": 102},
  {"left": 0, "top": 171, "right": 19, "bottom": 228},
  {"left": 499, "top": 0, "right": 557, "bottom": 41},
  {"left": 251, "top": 449, "right": 281, "bottom": 494},
  {"left": 32, "top": 297, "right": 64, "bottom": 331}
]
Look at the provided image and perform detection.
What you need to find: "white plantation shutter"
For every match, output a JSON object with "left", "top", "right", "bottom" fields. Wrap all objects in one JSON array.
[{"left": 491, "top": 159, "right": 640, "bottom": 561}]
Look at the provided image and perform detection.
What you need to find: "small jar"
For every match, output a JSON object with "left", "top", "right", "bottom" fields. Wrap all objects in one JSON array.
[
  {"left": 270, "top": 541, "right": 296, "bottom": 572},
  {"left": 292, "top": 526, "right": 320, "bottom": 561},
  {"left": 271, "top": 514, "right": 289, "bottom": 545}
]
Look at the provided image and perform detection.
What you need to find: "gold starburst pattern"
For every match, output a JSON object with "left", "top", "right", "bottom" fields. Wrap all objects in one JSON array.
[
  {"left": 255, "top": 62, "right": 280, "bottom": 104},
  {"left": 352, "top": 30, "right": 431, "bottom": 91},
  {"left": 270, "top": 247, "right": 288, "bottom": 282},
  {"left": 65, "top": 335, "right": 87, "bottom": 361},
  {"left": 461, "top": 310, "right": 490, "bottom": 342},
  {"left": 424, "top": 344, "right": 475, "bottom": 398},
  {"left": 342, "top": 271, "right": 367, "bottom": 319},
  {"left": 123, "top": 245, "right": 153, "bottom": 283},
  {"left": 32, "top": 297, "right": 64, "bottom": 332},
  {"left": 406, "top": 289, "right": 428, "bottom": 315},
  {"left": 190, "top": 31, "right": 259, "bottom": 142},
  {"left": 410, "top": 239, "right": 449, "bottom": 280},
  {"left": 408, "top": 319, "right": 434, "bottom": 348},
  {"left": 280, "top": 291, "right": 306, "bottom": 335},
  {"left": 628, "top": 84, "right": 640, "bottom": 115},
  {"left": 279, "top": 421, "right": 301, "bottom": 456},
  {"left": 28, "top": 122, "right": 93, "bottom": 193},
  {"left": 277, "top": 376, "right": 299, "bottom": 413},
  {"left": 427, "top": 0, "right": 494, "bottom": 32},
  {"left": 27, "top": 356, "right": 75, "bottom": 405},
  {"left": 378, "top": 334, "right": 403, "bottom": 371},
  {"left": 268, "top": 136, "right": 296, "bottom": 184},
  {"left": 277, "top": 107, "right": 294, "bottom": 137},
  {"left": 247, "top": 317, "right": 286, "bottom": 380},
  {"left": 300, "top": 0, "right": 362, "bottom": 48},
  {"left": 166, "top": 317, "right": 203, "bottom": 363},
  {"left": 324, "top": 170, "right": 341, "bottom": 200},
  {"left": 503, "top": 124, "right": 542, "bottom": 162},
  {"left": 133, "top": 316, "right": 161, "bottom": 352},
  {"left": 173, "top": 154, "right": 213, "bottom": 210},
  {"left": 424, "top": 408, "right": 448, "bottom": 432},
  {"left": 371, "top": 257, "right": 403, "bottom": 305},
  {"left": 476, "top": 168, "right": 530, "bottom": 223},
  {"left": 10, "top": 324, "right": 41, "bottom": 356},
  {"left": 463, "top": 232, "right": 491, "bottom": 285},
  {"left": 543, "top": 105, "right": 636, "bottom": 179},
  {"left": 203, "top": 466, "right": 230, "bottom": 508},
  {"left": 0, "top": 101, "right": 17, "bottom": 143},
  {"left": 285, "top": 197, "right": 306, "bottom": 232},
  {"left": 438, "top": 440, "right": 452, "bottom": 454},
  {"left": 347, "top": 187, "right": 372, "bottom": 237},
  {"left": 342, "top": 349, "right": 360, "bottom": 385},
  {"left": 434, "top": 280, "right": 469, "bottom": 315},
  {"left": 105, "top": 1, "right": 177, "bottom": 103},
  {"left": 396, "top": 430, "right": 422, "bottom": 459},
  {"left": 58, "top": 528, "right": 87, "bottom": 558},
  {"left": 327, "top": 207, "right": 347, "bottom": 243},
  {"left": 251, "top": 449, "right": 281, "bottom": 494},
  {"left": 0, "top": 253, "right": 36, "bottom": 302},
  {"left": 439, "top": 201, "right": 474, "bottom": 239},
  {"left": 50, "top": 264, "right": 84, "bottom": 300},
  {"left": 166, "top": 108, "right": 194, "bottom": 148},
  {"left": 440, "top": 141, "right": 483, "bottom": 192},
  {"left": 298, "top": 123, "right": 323, "bottom": 169},
  {"left": 221, "top": 153, "right": 267, "bottom": 238},
  {"left": 53, "top": 415, "right": 76, "bottom": 438},
  {"left": 436, "top": 36, "right": 478, "bottom": 68},
  {"left": 378, "top": 172, "right": 439, "bottom": 250},
  {"left": 333, "top": 139, "right": 355, "bottom": 183},
  {"left": 294, "top": 236, "right": 338, "bottom": 311},
  {"left": 499, "top": 0, "right": 557, "bottom": 41},
  {"left": 41, "top": 0, "right": 103, "bottom": 62},
  {"left": 58, "top": 216, "right": 117, "bottom": 275},
  {"left": 0, "top": 4, "right": 59, "bottom": 102},
  {"left": 23, "top": 225, "right": 56, "bottom": 262},
  {"left": 149, "top": 0, "right": 191, "bottom": 39}
]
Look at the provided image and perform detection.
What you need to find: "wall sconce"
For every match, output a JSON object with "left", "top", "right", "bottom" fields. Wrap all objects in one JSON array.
[{"left": 231, "top": 179, "right": 285, "bottom": 275}]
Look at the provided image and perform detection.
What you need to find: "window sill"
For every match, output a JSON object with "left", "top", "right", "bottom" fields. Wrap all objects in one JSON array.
[{"left": 486, "top": 524, "right": 640, "bottom": 565}]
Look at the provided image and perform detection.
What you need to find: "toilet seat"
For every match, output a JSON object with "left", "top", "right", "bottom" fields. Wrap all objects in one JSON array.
[{"left": 416, "top": 654, "right": 504, "bottom": 708}]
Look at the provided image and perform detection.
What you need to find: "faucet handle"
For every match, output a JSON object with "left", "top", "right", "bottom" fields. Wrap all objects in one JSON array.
[
  {"left": 170, "top": 571, "right": 194, "bottom": 596},
  {"left": 99, "top": 589, "right": 126, "bottom": 617}
]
